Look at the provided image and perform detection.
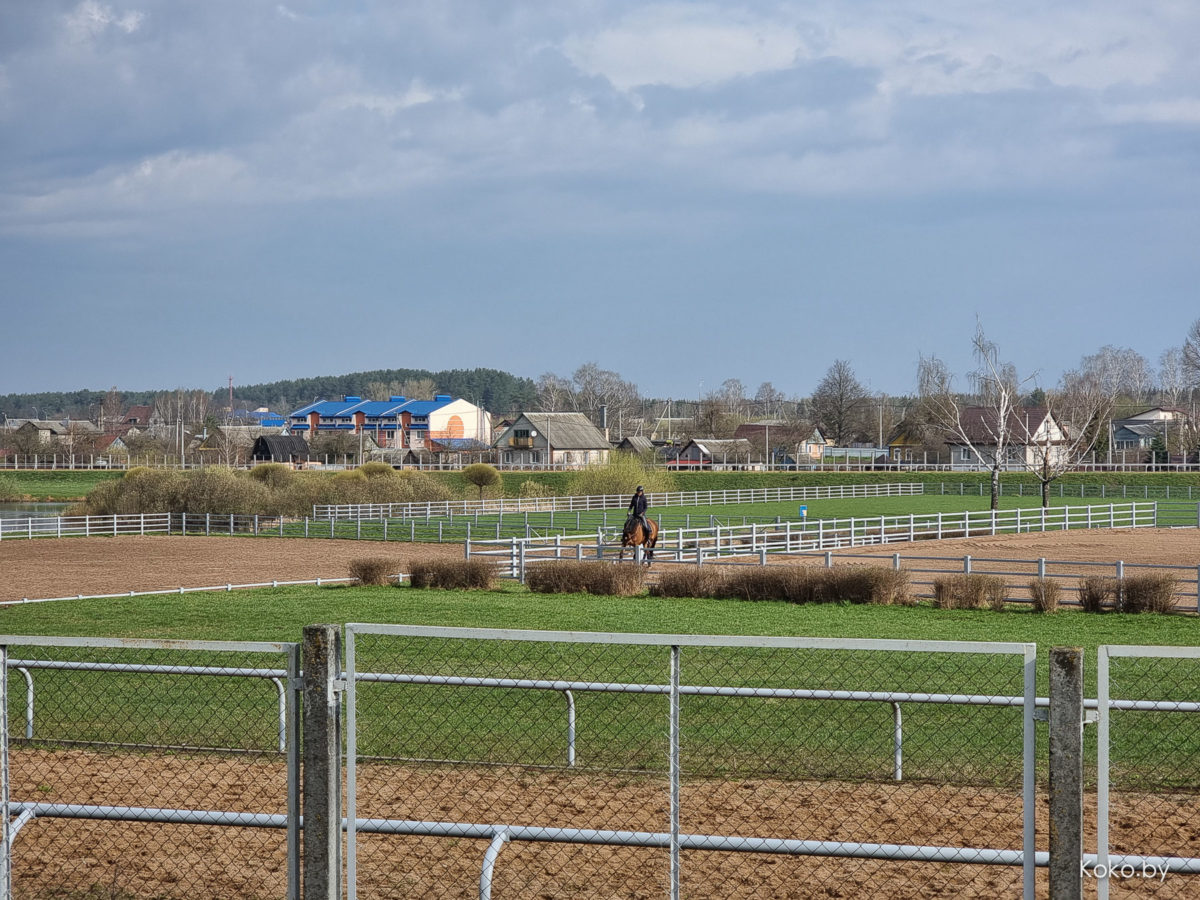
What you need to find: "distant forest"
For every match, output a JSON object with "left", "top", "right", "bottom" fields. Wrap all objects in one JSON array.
[{"left": 0, "top": 367, "right": 537, "bottom": 420}]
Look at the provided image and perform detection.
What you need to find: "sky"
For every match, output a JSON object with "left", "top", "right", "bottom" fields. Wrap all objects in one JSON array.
[{"left": 2, "top": 1, "right": 1199, "bottom": 403}]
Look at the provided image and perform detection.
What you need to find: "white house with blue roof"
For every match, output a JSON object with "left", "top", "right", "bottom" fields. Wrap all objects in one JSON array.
[{"left": 289, "top": 395, "right": 491, "bottom": 450}]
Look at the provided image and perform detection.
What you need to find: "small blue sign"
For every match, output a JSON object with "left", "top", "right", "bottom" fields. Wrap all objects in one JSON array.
[{"left": 798, "top": 505, "right": 808, "bottom": 518}]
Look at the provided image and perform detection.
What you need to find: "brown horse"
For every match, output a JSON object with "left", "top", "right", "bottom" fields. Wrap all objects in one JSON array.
[{"left": 619, "top": 516, "right": 659, "bottom": 565}]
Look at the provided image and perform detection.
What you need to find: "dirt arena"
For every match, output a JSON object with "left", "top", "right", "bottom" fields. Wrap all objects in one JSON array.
[
  {"left": 2, "top": 529, "right": 1198, "bottom": 897},
  {"left": 1, "top": 527, "right": 1197, "bottom": 605}
]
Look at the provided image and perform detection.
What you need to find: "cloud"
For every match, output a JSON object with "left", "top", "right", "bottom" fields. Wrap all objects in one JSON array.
[{"left": 64, "top": 0, "right": 144, "bottom": 43}]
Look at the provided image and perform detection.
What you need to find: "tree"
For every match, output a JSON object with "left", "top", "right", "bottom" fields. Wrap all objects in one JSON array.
[
  {"left": 100, "top": 386, "right": 123, "bottom": 433},
  {"left": 462, "top": 463, "right": 501, "bottom": 500},
  {"left": 535, "top": 373, "right": 573, "bottom": 412},
  {"left": 1159, "top": 348, "right": 1186, "bottom": 408},
  {"left": 753, "top": 382, "right": 785, "bottom": 419},
  {"left": 810, "top": 360, "right": 870, "bottom": 446},
  {"left": 919, "top": 324, "right": 1028, "bottom": 510},
  {"left": 1184, "top": 318, "right": 1200, "bottom": 392}
]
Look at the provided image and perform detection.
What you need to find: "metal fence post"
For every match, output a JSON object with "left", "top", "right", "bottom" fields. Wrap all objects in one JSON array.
[
  {"left": 1, "top": 643, "right": 10, "bottom": 900},
  {"left": 303, "top": 624, "right": 343, "bottom": 900},
  {"left": 1049, "top": 647, "right": 1084, "bottom": 900}
]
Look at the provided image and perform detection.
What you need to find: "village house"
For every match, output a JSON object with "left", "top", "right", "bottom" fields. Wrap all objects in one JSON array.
[
  {"left": 288, "top": 395, "right": 491, "bottom": 450},
  {"left": 493, "top": 412, "right": 610, "bottom": 469}
]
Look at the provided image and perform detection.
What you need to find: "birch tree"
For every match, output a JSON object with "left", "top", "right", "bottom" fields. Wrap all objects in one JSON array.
[{"left": 918, "top": 324, "right": 1027, "bottom": 510}]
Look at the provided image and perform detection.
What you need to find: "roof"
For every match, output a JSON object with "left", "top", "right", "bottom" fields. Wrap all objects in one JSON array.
[
  {"left": 617, "top": 436, "right": 655, "bottom": 453},
  {"left": 951, "top": 407, "right": 1064, "bottom": 445},
  {"left": 503, "top": 413, "right": 610, "bottom": 449},
  {"left": 251, "top": 435, "right": 314, "bottom": 460},
  {"left": 289, "top": 396, "right": 457, "bottom": 421},
  {"left": 681, "top": 438, "right": 754, "bottom": 456},
  {"left": 121, "top": 405, "right": 153, "bottom": 424}
]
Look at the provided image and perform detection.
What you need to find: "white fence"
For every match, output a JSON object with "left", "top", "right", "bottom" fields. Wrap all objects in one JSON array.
[
  {"left": 314, "top": 482, "right": 923, "bottom": 520},
  {"left": 467, "top": 502, "right": 1159, "bottom": 578}
]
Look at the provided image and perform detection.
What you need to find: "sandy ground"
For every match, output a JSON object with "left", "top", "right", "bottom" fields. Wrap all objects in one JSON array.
[
  {"left": 0, "top": 535, "right": 463, "bottom": 604},
  {"left": 2, "top": 529, "right": 1198, "bottom": 897},
  {"left": 1, "top": 527, "right": 1198, "bottom": 606},
  {"left": 11, "top": 750, "right": 1199, "bottom": 899}
]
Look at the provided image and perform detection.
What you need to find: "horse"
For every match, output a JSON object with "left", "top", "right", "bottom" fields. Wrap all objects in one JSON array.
[{"left": 619, "top": 516, "right": 659, "bottom": 566}]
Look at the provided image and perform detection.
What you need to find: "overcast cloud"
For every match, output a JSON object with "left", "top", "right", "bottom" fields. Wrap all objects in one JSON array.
[{"left": 2, "top": 1, "right": 1198, "bottom": 400}]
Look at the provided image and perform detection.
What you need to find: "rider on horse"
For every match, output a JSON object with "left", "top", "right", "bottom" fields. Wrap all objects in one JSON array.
[{"left": 627, "top": 485, "right": 649, "bottom": 538}]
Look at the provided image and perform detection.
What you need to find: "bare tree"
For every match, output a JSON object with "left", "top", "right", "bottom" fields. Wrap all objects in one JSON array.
[
  {"left": 753, "top": 382, "right": 785, "bottom": 419},
  {"left": 1159, "top": 348, "right": 1186, "bottom": 408},
  {"left": 100, "top": 386, "right": 123, "bottom": 433},
  {"left": 1184, "top": 318, "right": 1200, "bottom": 392},
  {"left": 1024, "top": 371, "right": 1115, "bottom": 506},
  {"left": 918, "top": 324, "right": 1029, "bottom": 510},
  {"left": 810, "top": 360, "right": 870, "bottom": 446},
  {"left": 535, "top": 373, "right": 573, "bottom": 412},
  {"left": 569, "top": 363, "right": 641, "bottom": 433}
]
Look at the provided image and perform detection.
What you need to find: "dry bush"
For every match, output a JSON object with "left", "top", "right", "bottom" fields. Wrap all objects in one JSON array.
[
  {"left": 1079, "top": 576, "right": 1118, "bottom": 613},
  {"left": 408, "top": 559, "right": 497, "bottom": 590},
  {"left": 527, "top": 562, "right": 645, "bottom": 596},
  {"left": 722, "top": 568, "right": 814, "bottom": 603},
  {"left": 650, "top": 568, "right": 728, "bottom": 598},
  {"left": 248, "top": 462, "right": 295, "bottom": 492},
  {"left": 1028, "top": 578, "right": 1062, "bottom": 614},
  {"left": 1119, "top": 574, "right": 1179, "bottom": 614},
  {"left": 932, "top": 573, "right": 1007, "bottom": 610},
  {"left": 348, "top": 557, "right": 400, "bottom": 586},
  {"left": 823, "top": 567, "right": 913, "bottom": 606}
]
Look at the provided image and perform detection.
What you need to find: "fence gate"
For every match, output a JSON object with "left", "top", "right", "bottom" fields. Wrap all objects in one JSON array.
[
  {"left": 1096, "top": 645, "right": 1200, "bottom": 899},
  {"left": 0, "top": 635, "right": 301, "bottom": 900},
  {"left": 344, "top": 625, "right": 1037, "bottom": 899}
]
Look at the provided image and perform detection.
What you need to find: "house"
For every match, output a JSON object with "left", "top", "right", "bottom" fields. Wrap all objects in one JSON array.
[
  {"left": 1110, "top": 408, "right": 1191, "bottom": 453},
  {"left": 614, "top": 435, "right": 656, "bottom": 455},
  {"left": 493, "top": 413, "right": 611, "bottom": 468},
  {"left": 288, "top": 395, "right": 491, "bottom": 450},
  {"left": 12, "top": 420, "right": 68, "bottom": 446},
  {"left": 250, "top": 435, "right": 314, "bottom": 466},
  {"left": 943, "top": 407, "right": 1071, "bottom": 469},
  {"left": 93, "top": 434, "right": 129, "bottom": 457},
  {"left": 886, "top": 423, "right": 928, "bottom": 463},
  {"left": 666, "top": 438, "right": 756, "bottom": 470},
  {"left": 733, "top": 422, "right": 827, "bottom": 462},
  {"left": 197, "top": 425, "right": 290, "bottom": 466}
]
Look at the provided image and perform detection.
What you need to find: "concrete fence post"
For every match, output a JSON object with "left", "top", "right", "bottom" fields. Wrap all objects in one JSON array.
[
  {"left": 303, "top": 624, "right": 343, "bottom": 900},
  {"left": 1049, "top": 646, "right": 1084, "bottom": 900}
]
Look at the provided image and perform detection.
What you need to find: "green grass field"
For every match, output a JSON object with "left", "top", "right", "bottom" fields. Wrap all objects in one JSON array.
[{"left": 3, "top": 584, "right": 1198, "bottom": 785}]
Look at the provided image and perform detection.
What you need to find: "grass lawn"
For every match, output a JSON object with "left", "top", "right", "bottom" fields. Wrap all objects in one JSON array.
[
  {"left": 3, "top": 585, "right": 1197, "bottom": 784},
  {"left": 0, "top": 470, "right": 122, "bottom": 500}
]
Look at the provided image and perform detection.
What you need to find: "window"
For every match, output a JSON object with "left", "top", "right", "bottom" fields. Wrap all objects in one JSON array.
[{"left": 515, "top": 429, "right": 530, "bottom": 439}]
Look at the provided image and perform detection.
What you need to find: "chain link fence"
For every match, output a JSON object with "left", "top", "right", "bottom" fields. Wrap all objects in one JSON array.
[
  {"left": 1096, "top": 647, "right": 1200, "bottom": 899},
  {"left": 344, "top": 626, "right": 1037, "bottom": 899},
  {"left": 1, "top": 636, "right": 300, "bottom": 900}
]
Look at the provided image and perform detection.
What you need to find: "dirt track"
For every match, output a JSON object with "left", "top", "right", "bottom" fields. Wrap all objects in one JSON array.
[{"left": 2, "top": 527, "right": 1197, "bottom": 605}]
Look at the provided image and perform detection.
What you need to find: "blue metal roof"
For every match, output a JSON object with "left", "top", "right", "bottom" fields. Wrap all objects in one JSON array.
[{"left": 289, "top": 396, "right": 456, "bottom": 422}]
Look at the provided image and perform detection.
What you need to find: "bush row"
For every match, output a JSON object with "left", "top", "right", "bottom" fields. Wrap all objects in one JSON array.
[
  {"left": 650, "top": 565, "right": 913, "bottom": 606},
  {"left": 78, "top": 463, "right": 452, "bottom": 517},
  {"left": 930, "top": 572, "right": 1179, "bottom": 613},
  {"left": 526, "top": 562, "right": 646, "bottom": 596}
]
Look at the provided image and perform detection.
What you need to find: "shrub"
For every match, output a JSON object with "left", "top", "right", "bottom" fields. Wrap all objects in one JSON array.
[
  {"left": 932, "top": 573, "right": 1007, "bottom": 610},
  {"left": 518, "top": 479, "right": 554, "bottom": 499},
  {"left": 180, "top": 467, "right": 270, "bottom": 515},
  {"left": 0, "top": 474, "right": 23, "bottom": 502},
  {"left": 1028, "top": 578, "right": 1062, "bottom": 614},
  {"left": 722, "top": 568, "right": 814, "bottom": 603},
  {"left": 408, "top": 559, "right": 497, "bottom": 590},
  {"left": 348, "top": 557, "right": 400, "bottom": 586},
  {"left": 462, "top": 463, "right": 502, "bottom": 499},
  {"left": 566, "top": 453, "right": 676, "bottom": 497},
  {"left": 527, "top": 561, "right": 645, "bottom": 596},
  {"left": 825, "top": 566, "right": 912, "bottom": 606},
  {"left": 248, "top": 463, "right": 295, "bottom": 492},
  {"left": 357, "top": 461, "right": 396, "bottom": 479},
  {"left": 1119, "top": 574, "right": 1178, "bottom": 614},
  {"left": 650, "top": 567, "right": 729, "bottom": 598},
  {"left": 1079, "top": 576, "right": 1118, "bottom": 613}
]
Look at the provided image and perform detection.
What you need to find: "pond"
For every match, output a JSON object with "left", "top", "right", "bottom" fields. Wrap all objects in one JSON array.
[{"left": 0, "top": 501, "right": 71, "bottom": 520}]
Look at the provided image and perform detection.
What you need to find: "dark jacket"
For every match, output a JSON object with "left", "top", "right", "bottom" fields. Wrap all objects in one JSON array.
[{"left": 628, "top": 491, "right": 648, "bottom": 517}]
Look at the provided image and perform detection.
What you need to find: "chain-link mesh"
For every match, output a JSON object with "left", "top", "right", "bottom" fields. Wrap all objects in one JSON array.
[
  {"left": 347, "top": 629, "right": 1035, "bottom": 898},
  {"left": 1101, "top": 652, "right": 1200, "bottom": 899},
  {"left": 5, "top": 640, "right": 297, "bottom": 900}
]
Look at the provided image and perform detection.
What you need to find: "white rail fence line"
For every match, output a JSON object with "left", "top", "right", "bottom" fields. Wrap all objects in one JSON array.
[
  {"left": 467, "top": 502, "right": 1158, "bottom": 577},
  {"left": 313, "top": 482, "right": 923, "bottom": 520},
  {"left": 0, "top": 574, "right": 407, "bottom": 607}
]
